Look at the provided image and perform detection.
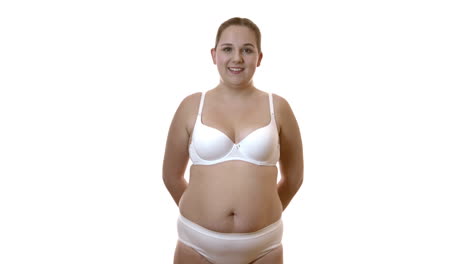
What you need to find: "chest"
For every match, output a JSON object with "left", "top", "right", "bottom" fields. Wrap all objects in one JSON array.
[{"left": 200, "top": 100, "right": 271, "bottom": 142}]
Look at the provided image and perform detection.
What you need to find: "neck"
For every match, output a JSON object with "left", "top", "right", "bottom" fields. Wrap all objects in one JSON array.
[{"left": 216, "top": 80, "right": 256, "bottom": 96}]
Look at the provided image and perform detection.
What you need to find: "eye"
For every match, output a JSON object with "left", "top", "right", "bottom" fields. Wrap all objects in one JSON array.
[
  {"left": 242, "top": 48, "right": 253, "bottom": 54},
  {"left": 222, "top": 47, "right": 232, "bottom": 52}
]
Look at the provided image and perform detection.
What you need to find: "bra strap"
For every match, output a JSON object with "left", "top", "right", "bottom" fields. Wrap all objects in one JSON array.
[
  {"left": 198, "top": 92, "right": 205, "bottom": 116},
  {"left": 268, "top": 93, "right": 275, "bottom": 116}
]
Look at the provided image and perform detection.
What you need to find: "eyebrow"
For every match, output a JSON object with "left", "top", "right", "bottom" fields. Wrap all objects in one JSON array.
[{"left": 220, "top": 43, "right": 255, "bottom": 47}]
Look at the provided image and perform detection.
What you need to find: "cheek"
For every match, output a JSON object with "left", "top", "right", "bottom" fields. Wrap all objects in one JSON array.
[
  {"left": 216, "top": 58, "right": 227, "bottom": 71},
  {"left": 216, "top": 55, "right": 228, "bottom": 64},
  {"left": 248, "top": 57, "right": 259, "bottom": 67}
]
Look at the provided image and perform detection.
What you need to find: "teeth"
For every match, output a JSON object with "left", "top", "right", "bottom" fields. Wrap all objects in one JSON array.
[{"left": 229, "top": 67, "right": 243, "bottom": 72}]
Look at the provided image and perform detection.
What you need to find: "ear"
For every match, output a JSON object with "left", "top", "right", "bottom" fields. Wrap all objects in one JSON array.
[
  {"left": 257, "top": 52, "right": 263, "bottom": 67},
  {"left": 211, "top": 48, "right": 216, "bottom": 64}
]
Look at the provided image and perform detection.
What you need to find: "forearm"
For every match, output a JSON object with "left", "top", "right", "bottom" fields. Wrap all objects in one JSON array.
[
  {"left": 163, "top": 177, "right": 188, "bottom": 206},
  {"left": 277, "top": 177, "right": 303, "bottom": 211}
]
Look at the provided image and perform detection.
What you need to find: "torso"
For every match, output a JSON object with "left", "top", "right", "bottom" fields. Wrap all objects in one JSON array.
[{"left": 178, "top": 88, "right": 283, "bottom": 233}]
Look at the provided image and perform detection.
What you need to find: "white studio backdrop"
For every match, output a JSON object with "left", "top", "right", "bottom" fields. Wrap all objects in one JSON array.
[{"left": 1, "top": 0, "right": 467, "bottom": 263}]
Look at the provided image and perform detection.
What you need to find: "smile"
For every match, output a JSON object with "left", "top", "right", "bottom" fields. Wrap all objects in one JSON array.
[{"left": 228, "top": 67, "right": 244, "bottom": 74}]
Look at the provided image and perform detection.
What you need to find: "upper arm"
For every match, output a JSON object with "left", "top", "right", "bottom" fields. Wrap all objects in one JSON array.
[
  {"left": 274, "top": 94, "right": 304, "bottom": 183},
  {"left": 162, "top": 93, "right": 200, "bottom": 181}
]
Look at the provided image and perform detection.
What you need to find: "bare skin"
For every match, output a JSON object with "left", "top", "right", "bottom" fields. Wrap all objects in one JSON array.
[
  {"left": 163, "top": 25, "right": 303, "bottom": 263},
  {"left": 180, "top": 90, "right": 283, "bottom": 233}
]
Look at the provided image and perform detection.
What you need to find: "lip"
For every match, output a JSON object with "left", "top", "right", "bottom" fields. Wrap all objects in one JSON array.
[{"left": 227, "top": 67, "right": 244, "bottom": 74}]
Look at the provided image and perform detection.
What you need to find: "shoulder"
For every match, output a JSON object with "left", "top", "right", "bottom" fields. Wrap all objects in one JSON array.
[
  {"left": 271, "top": 93, "right": 294, "bottom": 117},
  {"left": 170, "top": 92, "right": 203, "bottom": 133},
  {"left": 271, "top": 93, "right": 299, "bottom": 134},
  {"left": 174, "top": 92, "right": 202, "bottom": 116},
  {"left": 178, "top": 92, "right": 202, "bottom": 109}
]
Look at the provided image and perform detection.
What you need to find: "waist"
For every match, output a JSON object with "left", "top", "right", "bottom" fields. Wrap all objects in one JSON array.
[
  {"left": 179, "top": 163, "right": 282, "bottom": 233},
  {"left": 178, "top": 213, "right": 283, "bottom": 237}
]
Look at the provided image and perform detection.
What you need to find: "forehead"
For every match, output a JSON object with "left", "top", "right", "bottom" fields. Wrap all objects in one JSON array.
[{"left": 219, "top": 25, "right": 257, "bottom": 45}]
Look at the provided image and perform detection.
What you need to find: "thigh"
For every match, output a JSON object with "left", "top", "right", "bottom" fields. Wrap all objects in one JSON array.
[
  {"left": 173, "top": 240, "right": 212, "bottom": 264},
  {"left": 250, "top": 245, "right": 283, "bottom": 264}
]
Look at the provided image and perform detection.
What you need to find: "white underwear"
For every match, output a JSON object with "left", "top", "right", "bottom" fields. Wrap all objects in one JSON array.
[{"left": 177, "top": 214, "right": 283, "bottom": 264}]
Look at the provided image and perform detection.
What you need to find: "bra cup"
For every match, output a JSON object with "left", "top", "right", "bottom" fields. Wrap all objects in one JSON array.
[
  {"left": 238, "top": 123, "right": 279, "bottom": 162},
  {"left": 189, "top": 91, "right": 280, "bottom": 166},
  {"left": 192, "top": 124, "right": 234, "bottom": 160}
]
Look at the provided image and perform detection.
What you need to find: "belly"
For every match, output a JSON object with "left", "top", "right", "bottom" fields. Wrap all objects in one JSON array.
[{"left": 178, "top": 161, "right": 283, "bottom": 233}]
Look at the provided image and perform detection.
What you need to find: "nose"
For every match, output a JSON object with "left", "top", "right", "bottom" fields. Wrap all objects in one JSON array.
[{"left": 232, "top": 50, "right": 244, "bottom": 63}]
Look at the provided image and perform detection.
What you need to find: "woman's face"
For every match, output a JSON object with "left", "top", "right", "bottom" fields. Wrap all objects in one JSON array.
[{"left": 211, "top": 25, "right": 263, "bottom": 87}]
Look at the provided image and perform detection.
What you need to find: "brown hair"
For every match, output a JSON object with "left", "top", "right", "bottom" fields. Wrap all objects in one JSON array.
[{"left": 214, "top": 17, "right": 262, "bottom": 54}]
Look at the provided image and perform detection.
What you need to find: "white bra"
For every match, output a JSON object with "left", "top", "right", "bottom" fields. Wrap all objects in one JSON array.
[{"left": 189, "top": 92, "right": 280, "bottom": 166}]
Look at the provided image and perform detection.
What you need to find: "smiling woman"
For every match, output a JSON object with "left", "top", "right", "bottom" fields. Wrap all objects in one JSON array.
[
  {"left": 162, "top": 17, "right": 304, "bottom": 264},
  {"left": 211, "top": 23, "right": 263, "bottom": 89}
]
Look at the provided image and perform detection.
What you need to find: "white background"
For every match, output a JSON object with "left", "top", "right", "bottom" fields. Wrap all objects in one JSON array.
[{"left": 1, "top": 0, "right": 467, "bottom": 263}]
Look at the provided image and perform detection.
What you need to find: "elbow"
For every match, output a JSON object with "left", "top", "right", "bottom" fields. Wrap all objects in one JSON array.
[
  {"left": 162, "top": 171, "right": 178, "bottom": 189},
  {"left": 162, "top": 173, "right": 170, "bottom": 187},
  {"left": 296, "top": 174, "right": 303, "bottom": 187},
  {"left": 162, "top": 167, "right": 175, "bottom": 189},
  {"left": 290, "top": 168, "right": 304, "bottom": 191},
  {"left": 162, "top": 169, "right": 185, "bottom": 190},
  {"left": 162, "top": 175, "right": 171, "bottom": 191},
  {"left": 279, "top": 173, "right": 303, "bottom": 193},
  {"left": 291, "top": 174, "right": 303, "bottom": 193},
  {"left": 292, "top": 170, "right": 304, "bottom": 193}
]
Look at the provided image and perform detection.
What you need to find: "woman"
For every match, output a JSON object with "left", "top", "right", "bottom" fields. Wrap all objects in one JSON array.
[{"left": 163, "top": 17, "right": 303, "bottom": 264}]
